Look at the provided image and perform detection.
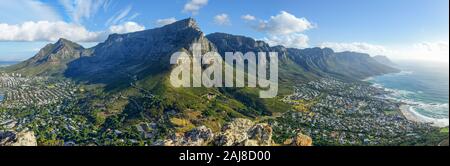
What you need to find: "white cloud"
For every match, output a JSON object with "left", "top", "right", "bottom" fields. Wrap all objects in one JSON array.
[
  {"left": 264, "top": 33, "right": 309, "bottom": 48},
  {"left": 127, "top": 13, "right": 140, "bottom": 21},
  {"left": 0, "top": 21, "right": 145, "bottom": 42},
  {"left": 106, "top": 5, "right": 133, "bottom": 26},
  {"left": 241, "top": 14, "right": 256, "bottom": 21},
  {"left": 102, "top": 0, "right": 112, "bottom": 12},
  {"left": 403, "top": 41, "right": 449, "bottom": 62},
  {"left": 319, "top": 41, "right": 450, "bottom": 62},
  {"left": 0, "top": 21, "right": 100, "bottom": 42},
  {"left": 214, "top": 14, "right": 231, "bottom": 26},
  {"left": 183, "top": 0, "right": 208, "bottom": 15},
  {"left": 256, "top": 11, "right": 313, "bottom": 35},
  {"left": 320, "top": 42, "right": 390, "bottom": 56},
  {"left": 109, "top": 22, "right": 145, "bottom": 34},
  {"left": 155, "top": 17, "right": 178, "bottom": 27},
  {"left": 414, "top": 41, "right": 449, "bottom": 53},
  {"left": 59, "top": 0, "right": 110, "bottom": 24},
  {"left": 0, "top": 0, "right": 62, "bottom": 23},
  {"left": 251, "top": 11, "right": 314, "bottom": 48}
]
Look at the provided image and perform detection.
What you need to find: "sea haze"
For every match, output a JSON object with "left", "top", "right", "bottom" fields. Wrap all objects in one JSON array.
[
  {"left": 0, "top": 61, "right": 20, "bottom": 67},
  {"left": 368, "top": 60, "right": 449, "bottom": 126}
]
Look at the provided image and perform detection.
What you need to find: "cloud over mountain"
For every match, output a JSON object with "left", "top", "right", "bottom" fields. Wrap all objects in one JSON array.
[
  {"left": 256, "top": 11, "right": 313, "bottom": 35},
  {"left": 183, "top": 0, "right": 208, "bottom": 15},
  {"left": 319, "top": 41, "right": 449, "bottom": 62},
  {"left": 0, "top": 21, "right": 145, "bottom": 42},
  {"left": 254, "top": 11, "right": 314, "bottom": 49},
  {"left": 155, "top": 17, "right": 178, "bottom": 27},
  {"left": 59, "top": 0, "right": 110, "bottom": 24},
  {"left": 320, "top": 42, "right": 390, "bottom": 56},
  {"left": 241, "top": 14, "right": 256, "bottom": 21},
  {"left": 108, "top": 22, "right": 145, "bottom": 34},
  {"left": 214, "top": 14, "right": 231, "bottom": 26},
  {"left": 264, "top": 33, "right": 309, "bottom": 48}
]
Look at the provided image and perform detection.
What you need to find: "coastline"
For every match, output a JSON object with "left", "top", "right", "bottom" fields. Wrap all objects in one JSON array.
[
  {"left": 363, "top": 73, "right": 449, "bottom": 128},
  {"left": 399, "top": 105, "right": 422, "bottom": 123},
  {"left": 399, "top": 104, "right": 449, "bottom": 128},
  {"left": 0, "top": 61, "right": 21, "bottom": 68},
  {"left": 361, "top": 66, "right": 449, "bottom": 128}
]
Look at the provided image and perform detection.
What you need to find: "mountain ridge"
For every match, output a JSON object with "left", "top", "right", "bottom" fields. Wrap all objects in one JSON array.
[
  {"left": 1, "top": 18, "right": 405, "bottom": 141},
  {"left": 373, "top": 55, "right": 397, "bottom": 67},
  {"left": 5, "top": 18, "right": 398, "bottom": 83},
  {"left": 63, "top": 18, "right": 215, "bottom": 89},
  {"left": 206, "top": 32, "right": 399, "bottom": 82},
  {"left": 3, "top": 38, "right": 87, "bottom": 76}
]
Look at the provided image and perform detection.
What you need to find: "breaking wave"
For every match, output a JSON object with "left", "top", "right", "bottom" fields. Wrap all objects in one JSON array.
[{"left": 374, "top": 83, "right": 449, "bottom": 127}]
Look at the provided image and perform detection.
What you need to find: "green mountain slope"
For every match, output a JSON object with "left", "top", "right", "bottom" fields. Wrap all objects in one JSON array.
[{"left": 4, "top": 38, "right": 88, "bottom": 76}]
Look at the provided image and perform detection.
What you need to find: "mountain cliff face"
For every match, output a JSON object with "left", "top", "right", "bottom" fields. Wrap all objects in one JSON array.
[
  {"left": 287, "top": 48, "right": 400, "bottom": 80},
  {"left": 373, "top": 55, "right": 397, "bottom": 67},
  {"left": 206, "top": 33, "right": 272, "bottom": 56},
  {"left": 64, "top": 18, "right": 215, "bottom": 88},
  {"left": 5, "top": 38, "right": 87, "bottom": 76},
  {"left": 206, "top": 32, "right": 317, "bottom": 95},
  {"left": 207, "top": 33, "right": 399, "bottom": 82},
  {"left": 329, "top": 52, "right": 400, "bottom": 79}
]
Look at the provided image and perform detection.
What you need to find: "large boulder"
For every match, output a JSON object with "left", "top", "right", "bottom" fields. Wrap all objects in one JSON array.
[
  {"left": 163, "top": 126, "right": 214, "bottom": 146},
  {"left": 0, "top": 131, "right": 37, "bottom": 146},
  {"left": 162, "top": 118, "right": 276, "bottom": 146},
  {"left": 214, "top": 118, "right": 274, "bottom": 146},
  {"left": 284, "top": 133, "right": 313, "bottom": 146}
]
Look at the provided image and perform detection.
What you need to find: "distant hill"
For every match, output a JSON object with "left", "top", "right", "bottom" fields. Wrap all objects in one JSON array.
[
  {"left": 206, "top": 33, "right": 318, "bottom": 93},
  {"left": 207, "top": 32, "right": 399, "bottom": 81},
  {"left": 373, "top": 55, "right": 397, "bottom": 67},
  {"left": 3, "top": 38, "right": 88, "bottom": 76}
]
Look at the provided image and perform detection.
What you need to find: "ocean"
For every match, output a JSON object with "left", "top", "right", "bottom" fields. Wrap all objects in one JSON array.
[
  {"left": 367, "top": 60, "right": 449, "bottom": 127},
  {"left": 0, "top": 61, "right": 20, "bottom": 67}
]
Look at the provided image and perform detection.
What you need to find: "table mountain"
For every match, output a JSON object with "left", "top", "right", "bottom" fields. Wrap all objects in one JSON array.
[{"left": 64, "top": 18, "right": 215, "bottom": 89}]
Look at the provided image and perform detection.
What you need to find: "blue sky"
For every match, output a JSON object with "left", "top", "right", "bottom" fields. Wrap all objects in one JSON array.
[{"left": 0, "top": 0, "right": 448, "bottom": 62}]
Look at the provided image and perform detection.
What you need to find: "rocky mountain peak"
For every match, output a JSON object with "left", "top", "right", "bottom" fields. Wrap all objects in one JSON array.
[
  {"left": 163, "top": 18, "right": 200, "bottom": 31},
  {"left": 4, "top": 38, "right": 86, "bottom": 76},
  {"left": 63, "top": 17, "right": 215, "bottom": 87},
  {"left": 54, "top": 38, "right": 84, "bottom": 50},
  {"left": 55, "top": 38, "right": 72, "bottom": 45}
]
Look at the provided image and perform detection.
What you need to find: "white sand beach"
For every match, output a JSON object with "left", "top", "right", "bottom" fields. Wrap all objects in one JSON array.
[{"left": 400, "top": 105, "right": 449, "bottom": 127}]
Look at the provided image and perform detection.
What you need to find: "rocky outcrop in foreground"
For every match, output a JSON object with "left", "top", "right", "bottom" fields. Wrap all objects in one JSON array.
[
  {"left": 163, "top": 118, "right": 312, "bottom": 146},
  {"left": 0, "top": 130, "right": 37, "bottom": 146},
  {"left": 214, "top": 119, "right": 273, "bottom": 146},
  {"left": 163, "top": 126, "right": 215, "bottom": 146},
  {"left": 283, "top": 133, "right": 313, "bottom": 146}
]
